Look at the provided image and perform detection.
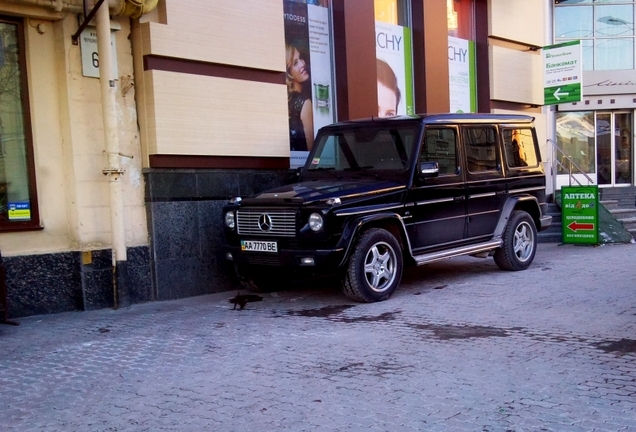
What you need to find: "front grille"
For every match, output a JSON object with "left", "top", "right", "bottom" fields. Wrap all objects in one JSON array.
[{"left": 237, "top": 209, "right": 296, "bottom": 237}]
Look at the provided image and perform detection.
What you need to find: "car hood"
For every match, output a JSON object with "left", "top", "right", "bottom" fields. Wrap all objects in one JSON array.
[{"left": 239, "top": 179, "right": 407, "bottom": 206}]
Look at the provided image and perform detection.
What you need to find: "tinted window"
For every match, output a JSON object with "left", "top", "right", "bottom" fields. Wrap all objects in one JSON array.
[
  {"left": 463, "top": 127, "right": 498, "bottom": 172},
  {"left": 307, "top": 126, "right": 417, "bottom": 172},
  {"left": 421, "top": 127, "right": 458, "bottom": 175},
  {"left": 502, "top": 128, "right": 538, "bottom": 169}
]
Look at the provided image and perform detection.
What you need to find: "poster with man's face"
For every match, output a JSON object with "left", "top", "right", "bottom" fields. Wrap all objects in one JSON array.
[{"left": 375, "top": 21, "right": 413, "bottom": 118}]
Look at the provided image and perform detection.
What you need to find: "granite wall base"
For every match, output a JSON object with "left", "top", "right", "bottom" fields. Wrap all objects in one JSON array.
[
  {"left": 4, "top": 246, "right": 152, "bottom": 319},
  {"left": 144, "top": 168, "right": 288, "bottom": 301}
]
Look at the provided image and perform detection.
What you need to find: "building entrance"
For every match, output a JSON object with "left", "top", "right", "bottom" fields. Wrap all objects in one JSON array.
[{"left": 596, "top": 112, "right": 632, "bottom": 187}]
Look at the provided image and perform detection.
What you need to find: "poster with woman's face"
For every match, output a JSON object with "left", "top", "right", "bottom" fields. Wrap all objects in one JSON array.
[{"left": 284, "top": 0, "right": 335, "bottom": 168}]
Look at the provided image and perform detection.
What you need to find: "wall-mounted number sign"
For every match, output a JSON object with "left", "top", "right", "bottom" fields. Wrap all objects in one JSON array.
[{"left": 79, "top": 27, "right": 118, "bottom": 79}]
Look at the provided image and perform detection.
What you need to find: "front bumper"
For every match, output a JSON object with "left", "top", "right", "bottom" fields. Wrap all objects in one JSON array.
[{"left": 223, "top": 245, "right": 346, "bottom": 268}]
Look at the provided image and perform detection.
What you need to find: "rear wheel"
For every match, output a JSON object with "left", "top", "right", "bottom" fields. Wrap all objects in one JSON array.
[
  {"left": 341, "top": 228, "right": 403, "bottom": 302},
  {"left": 494, "top": 210, "right": 537, "bottom": 271}
]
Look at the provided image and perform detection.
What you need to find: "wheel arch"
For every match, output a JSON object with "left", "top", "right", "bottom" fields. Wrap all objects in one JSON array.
[
  {"left": 337, "top": 213, "right": 412, "bottom": 267},
  {"left": 494, "top": 195, "right": 541, "bottom": 238}
]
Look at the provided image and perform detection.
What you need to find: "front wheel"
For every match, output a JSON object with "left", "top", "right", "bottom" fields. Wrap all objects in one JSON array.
[
  {"left": 494, "top": 210, "right": 537, "bottom": 271},
  {"left": 341, "top": 228, "right": 403, "bottom": 302}
]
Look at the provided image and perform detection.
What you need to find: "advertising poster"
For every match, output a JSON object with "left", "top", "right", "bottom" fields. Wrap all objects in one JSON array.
[
  {"left": 375, "top": 21, "right": 414, "bottom": 118},
  {"left": 448, "top": 36, "right": 476, "bottom": 113},
  {"left": 283, "top": 0, "right": 335, "bottom": 168}
]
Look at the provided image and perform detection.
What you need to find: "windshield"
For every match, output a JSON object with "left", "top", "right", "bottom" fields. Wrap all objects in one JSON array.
[{"left": 305, "top": 125, "right": 418, "bottom": 174}]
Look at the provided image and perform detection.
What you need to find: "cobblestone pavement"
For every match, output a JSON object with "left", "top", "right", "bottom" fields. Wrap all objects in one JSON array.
[{"left": 1, "top": 243, "right": 636, "bottom": 431}]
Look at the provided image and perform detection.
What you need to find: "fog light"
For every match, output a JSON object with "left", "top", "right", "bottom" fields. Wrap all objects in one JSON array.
[
  {"left": 300, "top": 257, "right": 315, "bottom": 266},
  {"left": 225, "top": 252, "right": 234, "bottom": 261}
]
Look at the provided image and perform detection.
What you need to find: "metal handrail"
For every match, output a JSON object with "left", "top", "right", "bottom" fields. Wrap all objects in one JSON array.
[{"left": 547, "top": 139, "right": 595, "bottom": 192}]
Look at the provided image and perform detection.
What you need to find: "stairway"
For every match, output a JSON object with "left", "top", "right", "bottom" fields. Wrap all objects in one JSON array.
[
  {"left": 538, "top": 202, "right": 563, "bottom": 243},
  {"left": 599, "top": 186, "right": 636, "bottom": 239},
  {"left": 538, "top": 186, "right": 636, "bottom": 244}
]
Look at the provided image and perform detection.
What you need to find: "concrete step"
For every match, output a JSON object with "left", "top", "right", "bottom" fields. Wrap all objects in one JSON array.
[
  {"left": 610, "top": 208, "right": 636, "bottom": 220},
  {"left": 600, "top": 199, "right": 619, "bottom": 210},
  {"left": 539, "top": 203, "right": 562, "bottom": 243}
]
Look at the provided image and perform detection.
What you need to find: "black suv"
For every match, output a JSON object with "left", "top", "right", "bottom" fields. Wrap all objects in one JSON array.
[{"left": 223, "top": 113, "right": 552, "bottom": 302}]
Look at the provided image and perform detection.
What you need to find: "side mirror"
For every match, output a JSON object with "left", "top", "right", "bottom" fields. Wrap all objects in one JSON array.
[{"left": 418, "top": 161, "right": 439, "bottom": 178}]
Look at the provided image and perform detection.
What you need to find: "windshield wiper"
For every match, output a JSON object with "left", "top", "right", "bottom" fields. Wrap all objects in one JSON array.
[
  {"left": 309, "top": 167, "right": 342, "bottom": 179},
  {"left": 344, "top": 165, "right": 382, "bottom": 179}
]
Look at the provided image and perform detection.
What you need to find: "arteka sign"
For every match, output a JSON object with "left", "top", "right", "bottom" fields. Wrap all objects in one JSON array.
[{"left": 561, "top": 185, "right": 599, "bottom": 245}]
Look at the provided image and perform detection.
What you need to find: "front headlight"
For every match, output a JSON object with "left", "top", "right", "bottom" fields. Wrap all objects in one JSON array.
[
  {"left": 308, "top": 212, "right": 323, "bottom": 232},
  {"left": 224, "top": 210, "right": 236, "bottom": 229}
]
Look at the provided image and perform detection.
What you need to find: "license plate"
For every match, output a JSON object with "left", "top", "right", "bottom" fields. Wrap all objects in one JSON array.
[{"left": 241, "top": 240, "right": 278, "bottom": 253}]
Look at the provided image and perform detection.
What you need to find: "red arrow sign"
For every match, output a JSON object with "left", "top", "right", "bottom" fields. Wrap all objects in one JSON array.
[{"left": 567, "top": 221, "right": 595, "bottom": 232}]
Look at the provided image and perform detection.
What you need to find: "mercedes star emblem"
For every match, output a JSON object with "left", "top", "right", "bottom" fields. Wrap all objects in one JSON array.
[{"left": 258, "top": 213, "right": 273, "bottom": 232}]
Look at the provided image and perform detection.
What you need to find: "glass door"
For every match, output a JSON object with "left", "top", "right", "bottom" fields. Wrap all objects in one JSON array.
[{"left": 596, "top": 112, "right": 632, "bottom": 187}]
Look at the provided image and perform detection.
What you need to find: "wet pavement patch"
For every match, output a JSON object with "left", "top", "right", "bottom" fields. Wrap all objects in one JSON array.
[
  {"left": 283, "top": 305, "right": 400, "bottom": 323},
  {"left": 593, "top": 338, "right": 636, "bottom": 354},
  {"left": 285, "top": 305, "right": 356, "bottom": 318},
  {"left": 409, "top": 323, "right": 510, "bottom": 340}
]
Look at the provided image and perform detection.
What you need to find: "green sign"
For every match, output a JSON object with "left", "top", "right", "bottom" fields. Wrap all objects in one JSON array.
[
  {"left": 543, "top": 40, "right": 582, "bottom": 106},
  {"left": 561, "top": 185, "right": 599, "bottom": 245},
  {"left": 544, "top": 83, "right": 582, "bottom": 106}
]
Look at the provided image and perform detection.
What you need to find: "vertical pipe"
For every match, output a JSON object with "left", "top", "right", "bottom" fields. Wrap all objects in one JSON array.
[{"left": 96, "top": 2, "right": 130, "bottom": 308}]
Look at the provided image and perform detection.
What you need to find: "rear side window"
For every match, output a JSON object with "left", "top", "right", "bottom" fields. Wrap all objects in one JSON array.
[
  {"left": 502, "top": 128, "right": 538, "bottom": 169},
  {"left": 463, "top": 127, "right": 498, "bottom": 172}
]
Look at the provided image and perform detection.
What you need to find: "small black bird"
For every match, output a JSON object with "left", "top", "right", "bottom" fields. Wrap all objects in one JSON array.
[{"left": 228, "top": 292, "right": 263, "bottom": 310}]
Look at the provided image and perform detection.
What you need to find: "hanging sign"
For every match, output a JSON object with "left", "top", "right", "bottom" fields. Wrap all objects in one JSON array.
[{"left": 543, "top": 40, "right": 582, "bottom": 105}]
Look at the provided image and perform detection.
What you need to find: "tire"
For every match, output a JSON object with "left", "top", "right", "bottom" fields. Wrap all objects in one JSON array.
[
  {"left": 494, "top": 210, "right": 537, "bottom": 271},
  {"left": 234, "top": 264, "right": 281, "bottom": 293},
  {"left": 341, "top": 228, "right": 403, "bottom": 302}
]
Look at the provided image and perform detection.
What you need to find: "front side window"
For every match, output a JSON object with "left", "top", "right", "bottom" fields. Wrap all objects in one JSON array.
[
  {"left": 422, "top": 127, "right": 458, "bottom": 175},
  {"left": 554, "top": 0, "right": 635, "bottom": 71},
  {"left": 0, "top": 17, "right": 39, "bottom": 230}
]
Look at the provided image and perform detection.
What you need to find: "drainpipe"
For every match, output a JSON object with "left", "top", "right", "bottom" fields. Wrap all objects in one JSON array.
[{"left": 96, "top": 2, "right": 129, "bottom": 308}]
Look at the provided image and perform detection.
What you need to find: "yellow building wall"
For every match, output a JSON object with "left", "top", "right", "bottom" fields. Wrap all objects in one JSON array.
[
  {"left": 134, "top": 0, "right": 289, "bottom": 161},
  {"left": 0, "top": 9, "right": 148, "bottom": 256}
]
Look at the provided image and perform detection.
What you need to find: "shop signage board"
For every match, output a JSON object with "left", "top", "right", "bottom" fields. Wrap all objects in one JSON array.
[
  {"left": 543, "top": 40, "right": 582, "bottom": 105},
  {"left": 561, "top": 185, "right": 599, "bottom": 245}
]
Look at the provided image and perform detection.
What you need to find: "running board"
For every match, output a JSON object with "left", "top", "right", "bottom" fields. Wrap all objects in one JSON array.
[{"left": 413, "top": 239, "right": 503, "bottom": 266}]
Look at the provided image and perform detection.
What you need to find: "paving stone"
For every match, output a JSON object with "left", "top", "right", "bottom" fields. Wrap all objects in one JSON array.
[{"left": 1, "top": 243, "right": 636, "bottom": 431}]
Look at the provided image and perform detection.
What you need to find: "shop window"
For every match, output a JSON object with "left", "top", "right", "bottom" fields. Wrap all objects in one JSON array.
[
  {"left": 448, "top": 0, "right": 476, "bottom": 113},
  {"left": 555, "top": 111, "right": 596, "bottom": 175},
  {"left": 0, "top": 17, "right": 39, "bottom": 231},
  {"left": 554, "top": 0, "right": 635, "bottom": 71},
  {"left": 283, "top": 0, "right": 336, "bottom": 169},
  {"left": 374, "top": 0, "right": 414, "bottom": 117}
]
